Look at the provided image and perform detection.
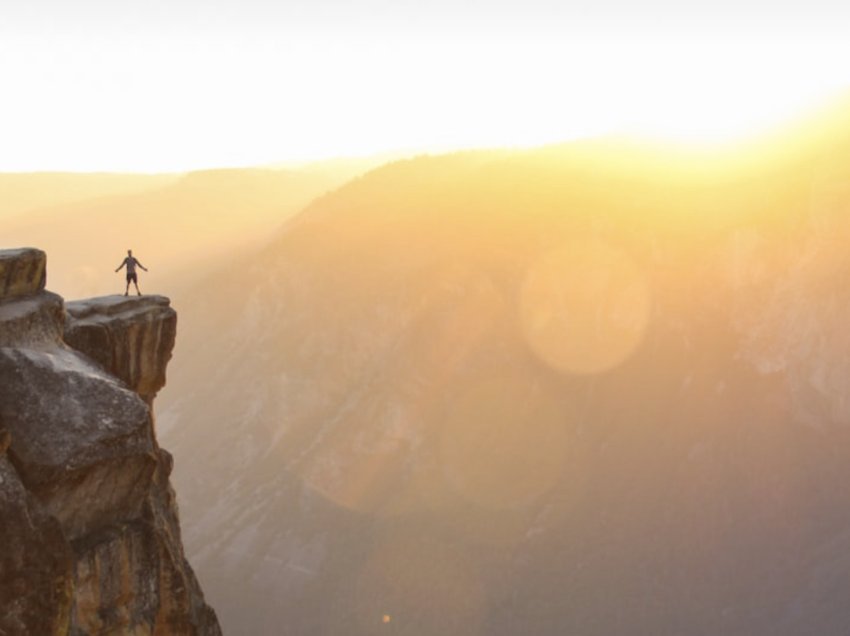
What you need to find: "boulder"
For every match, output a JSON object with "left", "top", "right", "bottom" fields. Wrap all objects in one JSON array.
[
  {"left": 0, "top": 345, "right": 156, "bottom": 541},
  {"left": 0, "top": 247, "right": 46, "bottom": 299}
]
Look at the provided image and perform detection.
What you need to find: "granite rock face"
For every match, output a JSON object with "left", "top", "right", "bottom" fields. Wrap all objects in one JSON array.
[
  {"left": 0, "top": 289, "right": 64, "bottom": 347},
  {"left": 65, "top": 295, "right": 177, "bottom": 403},
  {"left": 0, "top": 248, "right": 220, "bottom": 635},
  {"left": 0, "top": 452, "right": 74, "bottom": 636}
]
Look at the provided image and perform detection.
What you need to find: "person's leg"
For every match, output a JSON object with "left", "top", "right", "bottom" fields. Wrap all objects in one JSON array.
[{"left": 124, "top": 277, "right": 130, "bottom": 296}]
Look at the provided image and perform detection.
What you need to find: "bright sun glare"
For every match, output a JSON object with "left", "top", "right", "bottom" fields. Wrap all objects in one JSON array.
[
  {"left": 622, "top": 69, "right": 839, "bottom": 145},
  {"left": 1, "top": 3, "right": 849, "bottom": 171}
]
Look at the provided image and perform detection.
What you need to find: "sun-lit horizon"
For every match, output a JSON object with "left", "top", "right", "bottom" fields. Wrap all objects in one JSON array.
[{"left": 3, "top": 0, "right": 850, "bottom": 173}]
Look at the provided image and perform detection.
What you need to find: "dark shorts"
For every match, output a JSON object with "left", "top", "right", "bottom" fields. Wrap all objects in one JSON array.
[{"left": 127, "top": 272, "right": 138, "bottom": 283}]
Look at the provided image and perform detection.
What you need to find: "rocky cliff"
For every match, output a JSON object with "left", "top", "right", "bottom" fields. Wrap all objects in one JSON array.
[{"left": 0, "top": 248, "right": 220, "bottom": 635}]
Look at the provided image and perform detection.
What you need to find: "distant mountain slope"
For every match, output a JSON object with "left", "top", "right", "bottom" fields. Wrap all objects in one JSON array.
[
  {"left": 160, "top": 114, "right": 850, "bottom": 635},
  {"left": 1, "top": 162, "right": 379, "bottom": 299},
  {"left": 0, "top": 172, "right": 178, "bottom": 219}
]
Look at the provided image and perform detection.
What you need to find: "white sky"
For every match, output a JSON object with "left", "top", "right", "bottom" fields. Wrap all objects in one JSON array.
[{"left": 1, "top": 0, "right": 849, "bottom": 172}]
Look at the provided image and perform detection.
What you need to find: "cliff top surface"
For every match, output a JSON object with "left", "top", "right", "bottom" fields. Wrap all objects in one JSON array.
[
  {"left": 0, "top": 247, "right": 42, "bottom": 259},
  {"left": 66, "top": 294, "right": 172, "bottom": 319}
]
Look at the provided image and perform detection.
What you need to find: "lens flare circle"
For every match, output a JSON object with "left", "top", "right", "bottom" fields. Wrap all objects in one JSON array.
[{"left": 520, "top": 240, "right": 651, "bottom": 375}]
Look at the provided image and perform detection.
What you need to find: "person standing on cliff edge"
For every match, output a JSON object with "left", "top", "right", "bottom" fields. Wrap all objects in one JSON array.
[{"left": 115, "top": 249, "right": 148, "bottom": 296}]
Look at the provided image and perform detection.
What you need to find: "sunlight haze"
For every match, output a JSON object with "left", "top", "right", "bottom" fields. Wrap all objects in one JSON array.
[
  {"left": 8, "top": 3, "right": 850, "bottom": 635},
  {"left": 2, "top": 0, "right": 849, "bottom": 171}
]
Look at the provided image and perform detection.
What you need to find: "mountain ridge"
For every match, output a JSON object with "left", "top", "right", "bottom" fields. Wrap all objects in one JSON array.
[{"left": 160, "top": 120, "right": 850, "bottom": 634}]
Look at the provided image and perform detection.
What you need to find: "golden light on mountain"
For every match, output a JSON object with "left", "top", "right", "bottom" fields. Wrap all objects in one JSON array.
[
  {"left": 439, "top": 376, "right": 571, "bottom": 510},
  {"left": 520, "top": 241, "right": 651, "bottom": 375}
]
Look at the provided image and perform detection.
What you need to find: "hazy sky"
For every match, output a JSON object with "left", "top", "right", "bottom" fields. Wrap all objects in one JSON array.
[{"left": 2, "top": 0, "right": 849, "bottom": 172}]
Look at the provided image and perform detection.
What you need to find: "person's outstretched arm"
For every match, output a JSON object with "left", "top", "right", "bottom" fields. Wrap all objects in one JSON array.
[
  {"left": 115, "top": 259, "right": 126, "bottom": 272},
  {"left": 137, "top": 260, "right": 148, "bottom": 272}
]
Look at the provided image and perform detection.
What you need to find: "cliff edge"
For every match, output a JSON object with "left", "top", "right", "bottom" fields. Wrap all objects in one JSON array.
[{"left": 0, "top": 248, "right": 220, "bottom": 635}]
